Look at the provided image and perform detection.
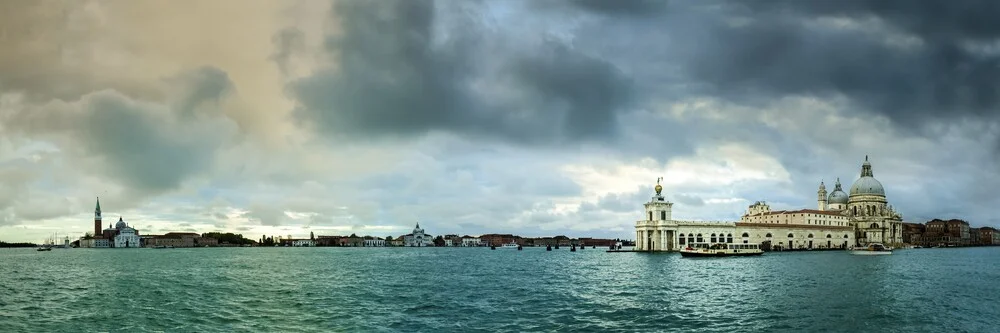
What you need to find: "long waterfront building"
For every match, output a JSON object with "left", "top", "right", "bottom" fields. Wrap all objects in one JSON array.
[{"left": 635, "top": 156, "right": 904, "bottom": 251}]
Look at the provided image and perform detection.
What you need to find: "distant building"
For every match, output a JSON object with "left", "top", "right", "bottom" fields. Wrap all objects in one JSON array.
[
  {"left": 292, "top": 239, "right": 316, "bottom": 247},
  {"left": 404, "top": 223, "right": 434, "bottom": 247},
  {"left": 363, "top": 238, "right": 385, "bottom": 247},
  {"left": 981, "top": 227, "right": 999, "bottom": 245},
  {"left": 461, "top": 236, "right": 480, "bottom": 247}
]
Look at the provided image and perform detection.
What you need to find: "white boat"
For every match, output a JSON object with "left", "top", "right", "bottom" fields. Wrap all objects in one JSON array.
[
  {"left": 680, "top": 243, "right": 763, "bottom": 257},
  {"left": 499, "top": 242, "right": 520, "bottom": 249},
  {"left": 849, "top": 243, "right": 892, "bottom": 255}
]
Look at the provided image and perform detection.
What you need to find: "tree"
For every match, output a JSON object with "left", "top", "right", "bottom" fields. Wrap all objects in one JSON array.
[
  {"left": 310, "top": 231, "right": 315, "bottom": 240},
  {"left": 433, "top": 235, "right": 445, "bottom": 247},
  {"left": 385, "top": 235, "right": 393, "bottom": 241}
]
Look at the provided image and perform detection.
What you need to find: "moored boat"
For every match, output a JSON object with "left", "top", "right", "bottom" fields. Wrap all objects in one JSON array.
[
  {"left": 679, "top": 243, "right": 763, "bottom": 257},
  {"left": 499, "top": 242, "right": 520, "bottom": 249},
  {"left": 849, "top": 243, "right": 892, "bottom": 255}
]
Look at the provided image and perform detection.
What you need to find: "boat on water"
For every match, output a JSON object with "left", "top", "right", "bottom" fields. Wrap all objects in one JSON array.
[
  {"left": 499, "top": 242, "right": 520, "bottom": 249},
  {"left": 849, "top": 243, "right": 893, "bottom": 255},
  {"left": 36, "top": 247, "right": 52, "bottom": 252},
  {"left": 680, "top": 243, "right": 763, "bottom": 257}
]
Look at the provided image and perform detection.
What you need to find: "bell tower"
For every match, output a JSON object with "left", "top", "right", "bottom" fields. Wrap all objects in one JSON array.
[
  {"left": 817, "top": 181, "right": 827, "bottom": 211},
  {"left": 94, "top": 197, "right": 102, "bottom": 236}
]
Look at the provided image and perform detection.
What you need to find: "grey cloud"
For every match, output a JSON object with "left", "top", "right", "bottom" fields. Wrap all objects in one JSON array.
[
  {"left": 569, "top": 0, "right": 668, "bottom": 16},
  {"left": 3, "top": 67, "right": 238, "bottom": 197},
  {"left": 672, "top": 194, "right": 705, "bottom": 207},
  {"left": 288, "top": 0, "right": 634, "bottom": 144},
  {"left": 269, "top": 28, "right": 306, "bottom": 76}
]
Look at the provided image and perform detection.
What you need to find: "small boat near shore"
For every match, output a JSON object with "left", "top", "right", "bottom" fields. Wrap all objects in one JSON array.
[
  {"left": 849, "top": 243, "right": 892, "bottom": 255},
  {"left": 36, "top": 247, "right": 52, "bottom": 252},
  {"left": 680, "top": 243, "right": 763, "bottom": 257},
  {"left": 499, "top": 242, "right": 520, "bottom": 249}
]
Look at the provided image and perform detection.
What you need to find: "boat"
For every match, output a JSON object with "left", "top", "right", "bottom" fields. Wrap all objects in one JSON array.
[
  {"left": 849, "top": 243, "right": 892, "bottom": 255},
  {"left": 499, "top": 242, "right": 520, "bottom": 249},
  {"left": 679, "top": 243, "right": 763, "bottom": 257},
  {"left": 36, "top": 247, "right": 52, "bottom": 252}
]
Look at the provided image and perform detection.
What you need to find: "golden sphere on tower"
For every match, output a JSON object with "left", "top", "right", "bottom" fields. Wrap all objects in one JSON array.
[{"left": 655, "top": 184, "right": 663, "bottom": 195}]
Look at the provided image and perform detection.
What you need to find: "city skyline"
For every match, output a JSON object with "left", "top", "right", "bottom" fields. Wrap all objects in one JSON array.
[{"left": 2, "top": 0, "right": 1000, "bottom": 243}]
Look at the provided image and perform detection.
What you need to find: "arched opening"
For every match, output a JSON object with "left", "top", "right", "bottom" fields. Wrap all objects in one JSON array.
[
  {"left": 710, "top": 233, "right": 717, "bottom": 243},
  {"left": 727, "top": 233, "right": 733, "bottom": 243},
  {"left": 696, "top": 234, "right": 703, "bottom": 243},
  {"left": 853, "top": 206, "right": 857, "bottom": 215},
  {"left": 765, "top": 233, "right": 772, "bottom": 238},
  {"left": 679, "top": 234, "right": 686, "bottom": 245},
  {"left": 648, "top": 212, "right": 652, "bottom": 221},
  {"left": 826, "top": 234, "right": 832, "bottom": 238},
  {"left": 688, "top": 234, "right": 694, "bottom": 244},
  {"left": 808, "top": 234, "right": 814, "bottom": 238},
  {"left": 661, "top": 211, "right": 666, "bottom": 220},
  {"left": 870, "top": 223, "right": 879, "bottom": 229},
  {"left": 787, "top": 233, "right": 794, "bottom": 238}
]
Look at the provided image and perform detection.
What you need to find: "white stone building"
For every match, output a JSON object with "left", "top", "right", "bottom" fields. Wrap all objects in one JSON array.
[
  {"left": 363, "top": 239, "right": 385, "bottom": 247},
  {"left": 111, "top": 217, "right": 141, "bottom": 248},
  {"left": 635, "top": 157, "right": 903, "bottom": 251},
  {"left": 461, "top": 237, "right": 481, "bottom": 247},
  {"left": 404, "top": 223, "right": 434, "bottom": 247},
  {"left": 292, "top": 239, "right": 316, "bottom": 247}
]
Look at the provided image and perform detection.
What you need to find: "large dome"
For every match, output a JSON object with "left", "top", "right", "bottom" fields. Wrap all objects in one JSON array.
[
  {"left": 850, "top": 177, "right": 885, "bottom": 196},
  {"left": 849, "top": 157, "right": 885, "bottom": 197}
]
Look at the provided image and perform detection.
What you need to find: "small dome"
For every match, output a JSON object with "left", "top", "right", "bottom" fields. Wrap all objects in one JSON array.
[
  {"left": 828, "top": 190, "right": 849, "bottom": 204},
  {"left": 850, "top": 177, "right": 885, "bottom": 196},
  {"left": 828, "top": 178, "right": 849, "bottom": 204},
  {"left": 115, "top": 217, "right": 127, "bottom": 229}
]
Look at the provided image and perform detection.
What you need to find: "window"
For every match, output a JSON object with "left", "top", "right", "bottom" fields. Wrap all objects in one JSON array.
[
  {"left": 765, "top": 233, "right": 772, "bottom": 238},
  {"left": 661, "top": 211, "right": 666, "bottom": 220},
  {"left": 741, "top": 232, "right": 749, "bottom": 238},
  {"left": 648, "top": 212, "right": 652, "bottom": 221},
  {"left": 679, "top": 234, "right": 686, "bottom": 245},
  {"left": 788, "top": 233, "right": 794, "bottom": 238},
  {"left": 696, "top": 234, "right": 703, "bottom": 243},
  {"left": 688, "top": 235, "right": 695, "bottom": 244},
  {"left": 727, "top": 234, "right": 733, "bottom": 243},
  {"left": 826, "top": 234, "right": 832, "bottom": 238},
  {"left": 711, "top": 234, "right": 717, "bottom": 243},
  {"left": 808, "top": 234, "right": 814, "bottom": 238}
]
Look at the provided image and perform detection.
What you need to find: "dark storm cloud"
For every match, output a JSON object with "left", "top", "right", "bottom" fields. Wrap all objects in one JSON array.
[
  {"left": 289, "top": 0, "right": 634, "bottom": 144},
  {"left": 571, "top": 0, "right": 1000, "bottom": 129},
  {"left": 569, "top": 0, "right": 668, "bottom": 16}
]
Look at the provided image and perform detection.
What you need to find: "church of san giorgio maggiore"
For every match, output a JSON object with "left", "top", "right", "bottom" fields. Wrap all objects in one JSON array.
[{"left": 634, "top": 156, "right": 904, "bottom": 251}]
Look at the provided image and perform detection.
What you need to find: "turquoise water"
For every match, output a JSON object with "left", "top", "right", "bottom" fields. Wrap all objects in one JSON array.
[{"left": 1, "top": 247, "right": 998, "bottom": 332}]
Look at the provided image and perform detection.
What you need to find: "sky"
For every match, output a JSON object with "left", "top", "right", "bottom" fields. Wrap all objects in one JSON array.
[{"left": 1, "top": 0, "right": 999, "bottom": 243}]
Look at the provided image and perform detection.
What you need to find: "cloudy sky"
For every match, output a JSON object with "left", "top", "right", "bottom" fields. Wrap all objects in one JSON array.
[{"left": 2, "top": 0, "right": 999, "bottom": 243}]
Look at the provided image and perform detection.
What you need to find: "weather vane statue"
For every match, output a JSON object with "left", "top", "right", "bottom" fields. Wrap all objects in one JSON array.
[{"left": 655, "top": 176, "right": 663, "bottom": 195}]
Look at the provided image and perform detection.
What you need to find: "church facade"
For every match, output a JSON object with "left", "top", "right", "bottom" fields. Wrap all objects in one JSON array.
[
  {"left": 403, "top": 223, "right": 434, "bottom": 247},
  {"left": 634, "top": 157, "right": 903, "bottom": 251}
]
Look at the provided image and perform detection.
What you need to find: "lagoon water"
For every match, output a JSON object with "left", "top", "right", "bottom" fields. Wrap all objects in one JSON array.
[{"left": 1, "top": 246, "right": 998, "bottom": 332}]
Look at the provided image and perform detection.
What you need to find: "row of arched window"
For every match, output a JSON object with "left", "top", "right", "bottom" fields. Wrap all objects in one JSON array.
[
  {"left": 852, "top": 204, "right": 885, "bottom": 216},
  {"left": 679, "top": 232, "right": 852, "bottom": 244}
]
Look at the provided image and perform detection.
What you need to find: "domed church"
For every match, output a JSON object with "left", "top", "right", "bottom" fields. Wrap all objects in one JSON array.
[
  {"left": 634, "top": 156, "right": 904, "bottom": 252},
  {"left": 817, "top": 156, "right": 903, "bottom": 246}
]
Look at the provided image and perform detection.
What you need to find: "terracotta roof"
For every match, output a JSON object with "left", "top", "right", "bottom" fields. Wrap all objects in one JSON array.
[
  {"left": 745, "top": 209, "right": 845, "bottom": 217},
  {"left": 735, "top": 222, "right": 853, "bottom": 231}
]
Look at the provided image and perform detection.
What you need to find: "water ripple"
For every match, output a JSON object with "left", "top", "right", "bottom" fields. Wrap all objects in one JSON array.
[{"left": 0, "top": 247, "right": 998, "bottom": 332}]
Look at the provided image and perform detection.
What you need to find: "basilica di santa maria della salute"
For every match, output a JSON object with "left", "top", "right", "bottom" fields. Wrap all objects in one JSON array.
[{"left": 634, "top": 156, "right": 904, "bottom": 251}]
